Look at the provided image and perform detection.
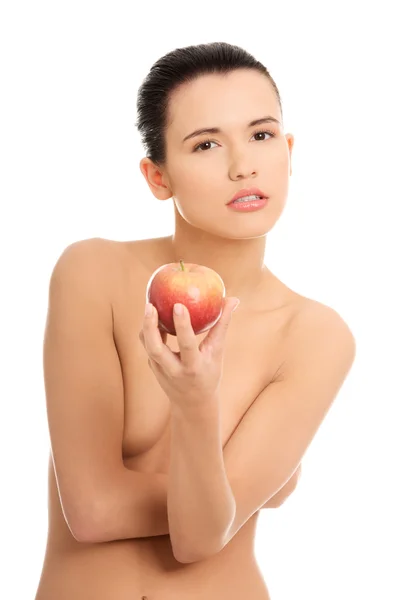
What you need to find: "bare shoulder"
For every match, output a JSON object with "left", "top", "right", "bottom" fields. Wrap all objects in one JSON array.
[
  {"left": 88, "top": 235, "right": 168, "bottom": 272},
  {"left": 292, "top": 297, "right": 356, "bottom": 342},
  {"left": 56, "top": 236, "right": 118, "bottom": 263},
  {"left": 54, "top": 236, "right": 143, "bottom": 280},
  {"left": 279, "top": 295, "right": 357, "bottom": 379},
  {"left": 54, "top": 236, "right": 169, "bottom": 316},
  {"left": 48, "top": 238, "right": 128, "bottom": 317}
]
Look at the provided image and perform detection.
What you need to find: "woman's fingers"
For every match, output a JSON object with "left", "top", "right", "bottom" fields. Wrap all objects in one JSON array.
[
  {"left": 199, "top": 297, "right": 239, "bottom": 356},
  {"left": 172, "top": 303, "right": 200, "bottom": 370},
  {"left": 140, "top": 299, "right": 237, "bottom": 376},
  {"left": 141, "top": 304, "right": 180, "bottom": 373}
]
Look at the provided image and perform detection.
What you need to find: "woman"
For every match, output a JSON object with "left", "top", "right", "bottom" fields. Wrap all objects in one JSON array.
[{"left": 35, "top": 42, "right": 356, "bottom": 600}]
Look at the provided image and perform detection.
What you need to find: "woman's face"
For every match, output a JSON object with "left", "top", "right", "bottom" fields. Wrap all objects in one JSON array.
[{"left": 151, "top": 69, "right": 294, "bottom": 240}]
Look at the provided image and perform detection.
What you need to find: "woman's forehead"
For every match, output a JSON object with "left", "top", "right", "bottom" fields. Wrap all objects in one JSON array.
[{"left": 167, "top": 72, "right": 279, "bottom": 138}]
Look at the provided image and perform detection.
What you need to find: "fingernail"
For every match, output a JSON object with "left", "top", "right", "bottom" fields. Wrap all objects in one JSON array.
[
  {"left": 174, "top": 303, "right": 184, "bottom": 315},
  {"left": 145, "top": 303, "right": 153, "bottom": 317},
  {"left": 232, "top": 299, "right": 240, "bottom": 312}
]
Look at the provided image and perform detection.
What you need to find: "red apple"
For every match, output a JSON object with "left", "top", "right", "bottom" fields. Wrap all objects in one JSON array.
[{"left": 146, "top": 259, "right": 226, "bottom": 336}]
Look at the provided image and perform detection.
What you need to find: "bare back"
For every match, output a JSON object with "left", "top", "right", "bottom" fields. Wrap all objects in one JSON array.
[{"left": 35, "top": 236, "right": 306, "bottom": 600}]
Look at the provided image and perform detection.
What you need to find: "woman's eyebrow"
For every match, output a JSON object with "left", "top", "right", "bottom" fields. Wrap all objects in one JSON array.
[{"left": 182, "top": 116, "right": 281, "bottom": 144}]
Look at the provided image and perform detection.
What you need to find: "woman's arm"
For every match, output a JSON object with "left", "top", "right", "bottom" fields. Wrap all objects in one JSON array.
[
  {"left": 44, "top": 240, "right": 170, "bottom": 543},
  {"left": 100, "top": 461, "right": 301, "bottom": 544},
  {"left": 101, "top": 468, "right": 170, "bottom": 539},
  {"left": 45, "top": 240, "right": 299, "bottom": 545},
  {"left": 260, "top": 463, "right": 302, "bottom": 508},
  {"left": 114, "top": 459, "right": 301, "bottom": 542}
]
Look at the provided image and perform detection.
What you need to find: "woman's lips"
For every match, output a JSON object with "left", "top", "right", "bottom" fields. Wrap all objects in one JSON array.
[
  {"left": 227, "top": 197, "right": 268, "bottom": 212},
  {"left": 228, "top": 187, "right": 268, "bottom": 204}
]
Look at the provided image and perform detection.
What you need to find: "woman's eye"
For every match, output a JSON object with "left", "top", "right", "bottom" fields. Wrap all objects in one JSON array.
[
  {"left": 193, "top": 130, "right": 274, "bottom": 153},
  {"left": 252, "top": 131, "right": 273, "bottom": 141},
  {"left": 194, "top": 140, "right": 218, "bottom": 152}
]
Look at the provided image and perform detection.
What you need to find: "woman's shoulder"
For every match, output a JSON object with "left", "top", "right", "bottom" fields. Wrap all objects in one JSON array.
[
  {"left": 63, "top": 236, "right": 170, "bottom": 310},
  {"left": 285, "top": 292, "right": 355, "bottom": 351},
  {"left": 51, "top": 236, "right": 162, "bottom": 330},
  {"left": 265, "top": 274, "right": 353, "bottom": 345},
  {"left": 61, "top": 235, "right": 165, "bottom": 274}
]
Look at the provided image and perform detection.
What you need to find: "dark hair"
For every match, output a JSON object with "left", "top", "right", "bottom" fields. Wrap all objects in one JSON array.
[{"left": 135, "top": 42, "right": 283, "bottom": 167}]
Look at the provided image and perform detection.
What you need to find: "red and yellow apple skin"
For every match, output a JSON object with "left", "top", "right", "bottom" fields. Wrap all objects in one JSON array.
[{"left": 146, "top": 260, "right": 226, "bottom": 336}]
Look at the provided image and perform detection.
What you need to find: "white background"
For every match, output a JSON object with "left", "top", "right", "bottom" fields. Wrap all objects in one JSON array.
[{"left": 1, "top": 1, "right": 399, "bottom": 599}]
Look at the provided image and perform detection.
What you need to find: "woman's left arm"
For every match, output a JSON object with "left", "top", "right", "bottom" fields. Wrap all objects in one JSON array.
[
  {"left": 167, "top": 396, "right": 236, "bottom": 563},
  {"left": 139, "top": 297, "right": 240, "bottom": 562},
  {"left": 140, "top": 299, "right": 356, "bottom": 564}
]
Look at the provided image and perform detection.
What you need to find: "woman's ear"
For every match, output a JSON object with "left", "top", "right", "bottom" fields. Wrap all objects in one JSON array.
[
  {"left": 139, "top": 157, "right": 172, "bottom": 201},
  {"left": 286, "top": 134, "right": 294, "bottom": 176}
]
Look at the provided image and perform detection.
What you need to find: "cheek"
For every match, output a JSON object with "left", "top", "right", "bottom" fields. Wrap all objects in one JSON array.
[
  {"left": 267, "top": 150, "right": 291, "bottom": 183},
  {"left": 279, "top": 157, "right": 290, "bottom": 178},
  {"left": 174, "top": 156, "right": 217, "bottom": 184},
  {"left": 172, "top": 176, "right": 223, "bottom": 228},
  {"left": 170, "top": 159, "right": 221, "bottom": 206},
  {"left": 278, "top": 144, "right": 291, "bottom": 171}
]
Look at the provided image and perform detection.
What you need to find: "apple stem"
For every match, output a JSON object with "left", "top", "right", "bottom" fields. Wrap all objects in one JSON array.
[{"left": 179, "top": 259, "right": 185, "bottom": 271}]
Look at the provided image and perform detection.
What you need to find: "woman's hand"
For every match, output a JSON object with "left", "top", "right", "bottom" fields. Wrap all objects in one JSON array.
[{"left": 139, "top": 298, "right": 240, "bottom": 410}]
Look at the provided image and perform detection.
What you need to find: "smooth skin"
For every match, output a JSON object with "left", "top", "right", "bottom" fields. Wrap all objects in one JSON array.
[
  {"left": 35, "top": 69, "right": 355, "bottom": 599},
  {"left": 139, "top": 299, "right": 240, "bottom": 409},
  {"left": 140, "top": 69, "right": 294, "bottom": 306}
]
